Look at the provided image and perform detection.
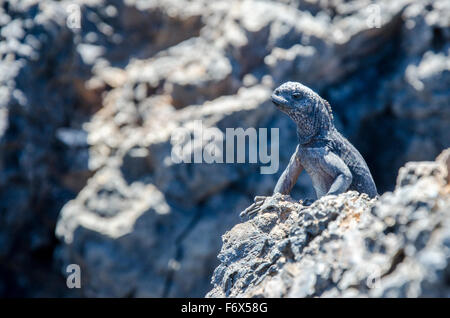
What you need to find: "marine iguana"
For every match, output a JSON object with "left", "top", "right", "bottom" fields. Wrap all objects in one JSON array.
[{"left": 271, "top": 81, "right": 378, "bottom": 199}]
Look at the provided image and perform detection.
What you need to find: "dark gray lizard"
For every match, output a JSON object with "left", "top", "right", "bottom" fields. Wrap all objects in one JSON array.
[
  {"left": 240, "top": 81, "right": 378, "bottom": 219},
  {"left": 271, "top": 81, "right": 378, "bottom": 199}
]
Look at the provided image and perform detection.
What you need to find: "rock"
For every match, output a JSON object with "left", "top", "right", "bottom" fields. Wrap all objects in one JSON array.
[
  {"left": 1, "top": 0, "right": 449, "bottom": 297},
  {"left": 0, "top": 0, "right": 211, "bottom": 297},
  {"left": 55, "top": 168, "right": 176, "bottom": 297},
  {"left": 0, "top": 0, "right": 83, "bottom": 296},
  {"left": 120, "top": 37, "right": 235, "bottom": 108},
  {"left": 54, "top": 85, "right": 277, "bottom": 296},
  {"left": 207, "top": 149, "right": 450, "bottom": 297}
]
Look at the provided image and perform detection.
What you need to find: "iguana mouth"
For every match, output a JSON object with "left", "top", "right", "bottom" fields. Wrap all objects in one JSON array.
[{"left": 271, "top": 94, "right": 288, "bottom": 108}]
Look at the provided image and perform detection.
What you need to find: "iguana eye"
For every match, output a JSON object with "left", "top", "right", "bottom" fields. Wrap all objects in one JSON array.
[{"left": 292, "top": 92, "right": 302, "bottom": 99}]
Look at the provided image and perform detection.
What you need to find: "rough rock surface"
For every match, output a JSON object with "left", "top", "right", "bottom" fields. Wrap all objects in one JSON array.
[
  {"left": 207, "top": 149, "right": 450, "bottom": 297},
  {"left": 0, "top": 0, "right": 449, "bottom": 297}
]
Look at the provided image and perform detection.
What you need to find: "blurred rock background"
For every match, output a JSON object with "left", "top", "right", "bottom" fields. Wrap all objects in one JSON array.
[{"left": 0, "top": 0, "right": 448, "bottom": 297}]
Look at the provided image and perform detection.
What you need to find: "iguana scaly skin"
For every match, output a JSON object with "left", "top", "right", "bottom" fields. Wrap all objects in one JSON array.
[{"left": 271, "top": 81, "right": 378, "bottom": 199}]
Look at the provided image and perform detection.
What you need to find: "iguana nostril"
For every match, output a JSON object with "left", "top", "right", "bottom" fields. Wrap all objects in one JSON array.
[{"left": 274, "top": 89, "right": 280, "bottom": 95}]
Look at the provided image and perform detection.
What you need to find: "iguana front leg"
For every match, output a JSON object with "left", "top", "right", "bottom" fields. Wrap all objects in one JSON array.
[
  {"left": 274, "top": 145, "right": 303, "bottom": 195},
  {"left": 319, "top": 150, "right": 353, "bottom": 196}
]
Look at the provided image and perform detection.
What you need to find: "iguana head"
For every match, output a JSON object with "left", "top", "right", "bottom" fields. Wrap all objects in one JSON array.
[{"left": 271, "top": 81, "right": 334, "bottom": 143}]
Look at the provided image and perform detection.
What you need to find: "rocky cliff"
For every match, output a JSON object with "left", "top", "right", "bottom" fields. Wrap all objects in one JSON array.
[
  {"left": 207, "top": 149, "right": 450, "bottom": 297},
  {"left": 0, "top": 0, "right": 449, "bottom": 297}
]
